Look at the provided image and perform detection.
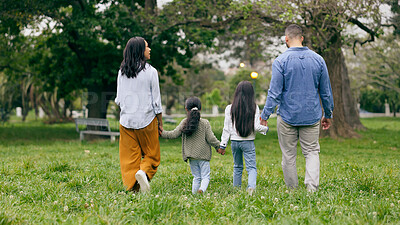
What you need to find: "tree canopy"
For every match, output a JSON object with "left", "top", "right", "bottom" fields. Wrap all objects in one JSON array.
[{"left": 1, "top": 0, "right": 398, "bottom": 138}]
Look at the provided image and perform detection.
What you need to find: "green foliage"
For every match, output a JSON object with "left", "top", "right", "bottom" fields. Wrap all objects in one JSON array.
[
  {"left": 202, "top": 88, "right": 224, "bottom": 110},
  {"left": 1, "top": 0, "right": 228, "bottom": 118},
  {"left": 359, "top": 87, "right": 386, "bottom": 113},
  {"left": 0, "top": 73, "right": 18, "bottom": 123},
  {"left": 349, "top": 34, "right": 400, "bottom": 114},
  {"left": 228, "top": 68, "right": 268, "bottom": 100},
  {"left": 389, "top": 0, "right": 400, "bottom": 36},
  {"left": 162, "top": 61, "right": 226, "bottom": 113},
  {"left": 0, "top": 116, "right": 400, "bottom": 223}
]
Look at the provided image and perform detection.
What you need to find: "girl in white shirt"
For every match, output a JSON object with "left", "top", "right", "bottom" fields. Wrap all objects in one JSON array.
[
  {"left": 115, "top": 37, "right": 163, "bottom": 193},
  {"left": 219, "top": 81, "right": 268, "bottom": 195}
]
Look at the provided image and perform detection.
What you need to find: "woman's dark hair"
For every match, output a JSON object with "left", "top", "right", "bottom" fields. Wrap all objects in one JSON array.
[
  {"left": 120, "top": 37, "right": 147, "bottom": 78},
  {"left": 182, "top": 97, "right": 202, "bottom": 136},
  {"left": 231, "top": 81, "right": 256, "bottom": 137}
]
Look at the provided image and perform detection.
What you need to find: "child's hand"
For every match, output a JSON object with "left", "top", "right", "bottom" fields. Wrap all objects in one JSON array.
[{"left": 217, "top": 148, "right": 225, "bottom": 155}]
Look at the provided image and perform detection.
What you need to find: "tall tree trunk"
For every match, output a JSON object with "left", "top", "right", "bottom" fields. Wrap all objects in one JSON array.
[
  {"left": 85, "top": 89, "right": 112, "bottom": 138},
  {"left": 392, "top": 101, "right": 397, "bottom": 117},
  {"left": 86, "top": 90, "right": 108, "bottom": 119},
  {"left": 21, "top": 82, "right": 29, "bottom": 122},
  {"left": 320, "top": 32, "right": 360, "bottom": 138},
  {"left": 340, "top": 52, "right": 366, "bottom": 130}
]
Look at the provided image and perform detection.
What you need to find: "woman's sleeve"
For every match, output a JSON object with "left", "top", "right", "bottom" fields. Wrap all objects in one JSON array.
[
  {"left": 114, "top": 71, "right": 121, "bottom": 106},
  {"left": 220, "top": 105, "right": 231, "bottom": 149},
  {"left": 255, "top": 106, "right": 269, "bottom": 135},
  {"left": 205, "top": 120, "right": 220, "bottom": 149},
  {"left": 151, "top": 69, "right": 163, "bottom": 115},
  {"left": 161, "top": 119, "right": 185, "bottom": 139}
]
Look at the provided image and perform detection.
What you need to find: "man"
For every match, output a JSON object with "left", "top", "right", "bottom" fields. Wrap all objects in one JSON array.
[{"left": 260, "top": 24, "right": 334, "bottom": 192}]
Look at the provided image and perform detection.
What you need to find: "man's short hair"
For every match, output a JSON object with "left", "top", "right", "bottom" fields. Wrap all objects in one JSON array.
[{"left": 285, "top": 24, "right": 303, "bottom": 40}]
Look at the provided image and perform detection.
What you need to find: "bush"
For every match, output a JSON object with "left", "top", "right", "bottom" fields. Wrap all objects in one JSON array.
[{"left": 359, "top": 88, "right": 385, "bottom": 113}]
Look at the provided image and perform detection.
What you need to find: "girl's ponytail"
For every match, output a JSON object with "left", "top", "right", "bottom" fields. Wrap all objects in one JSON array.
[{"left": 182, "top": 97, "right": 202, "bottom": 136}]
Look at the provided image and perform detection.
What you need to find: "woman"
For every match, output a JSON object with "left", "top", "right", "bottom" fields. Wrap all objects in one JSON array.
[{"left": 115, "top": 37, "right": 163, "bottom": 192}]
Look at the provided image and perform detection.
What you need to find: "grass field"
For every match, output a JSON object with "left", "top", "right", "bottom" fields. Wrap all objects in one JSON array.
[{"left": 0, "top": 116, "right": 399, "bottom": 224}]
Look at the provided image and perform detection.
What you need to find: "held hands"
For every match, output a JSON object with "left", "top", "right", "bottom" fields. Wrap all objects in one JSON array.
[
  {"left": 156, "top": 113, "right": 163, "bottom": 136},
  {"left": 216, "top": 148, "right": 225, "bottom": 155},
  {"left": 321, "top": 117, "right": 332, "bottom": 130},
  {"left": 260, "top": 117, "right": 268, "bottom": 126},
  {"left": 158, "top": 123, "right": 163, "bottom": 136}
]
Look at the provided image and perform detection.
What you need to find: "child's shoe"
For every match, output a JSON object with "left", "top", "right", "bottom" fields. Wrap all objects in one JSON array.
[{"left": 247, "top": 188, "right": 255, "bottom": 196}]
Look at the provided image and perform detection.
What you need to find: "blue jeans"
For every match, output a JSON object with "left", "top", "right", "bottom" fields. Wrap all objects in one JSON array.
[
  {"left": 189, "top": 159, "right": 210, "bottom": 194},
  {"left": 231, "top": 140, "right": 257, "bottom": 189}
]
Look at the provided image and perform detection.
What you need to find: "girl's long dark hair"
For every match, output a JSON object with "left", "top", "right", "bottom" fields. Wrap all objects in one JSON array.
[
  {"left": 120, "top": 37, "right": 147, "bottom": 78},
  {"left": 182, "top": 97, "right": 201, "bottom": 136},
  {"left": 231, "top": 81, "right": 256, "bottom": 137}
]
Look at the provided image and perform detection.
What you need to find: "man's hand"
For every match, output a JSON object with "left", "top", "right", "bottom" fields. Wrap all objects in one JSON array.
[
  {"left": 260, "top": 117, "right": 268, "bottom": 126},
  {"left": 321, "top": 118, "right": 332, "bottom": 130}
]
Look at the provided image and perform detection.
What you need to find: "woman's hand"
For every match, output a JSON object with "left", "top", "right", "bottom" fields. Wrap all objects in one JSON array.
[
  {"left": 158, "top": 123, "right": 163, "bottom": 136},
  {"left": 156, "top": 113, "right": 163, "bottom": 136}
]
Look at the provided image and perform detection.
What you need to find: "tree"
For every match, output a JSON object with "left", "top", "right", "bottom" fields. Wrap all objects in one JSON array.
[
  {"left": 388, "top": 0, "right": 400, "bottom": 36},
  {"left": 161, "top": 60, "right": 226, "bottom": 114},
  {"left": 235, "top": 0, "right": 395, "bottom": 138},
  {"left": 202, "top": 88, "right": 223, "bottom": 111},
  {"left": 348, "top": 34, "right": 400, "bottom": 116},
  {"left": 0, "top": 72, "right": 20, "bottom": 122},
  {"left": 1, "top": 0, "right": 224, "bottom": 119},
  {"left": 163, "top": 0, "right": 387, "bottom": 138},
  {"left": 228, "top": 68, "right": 268, "bottom": 100}
]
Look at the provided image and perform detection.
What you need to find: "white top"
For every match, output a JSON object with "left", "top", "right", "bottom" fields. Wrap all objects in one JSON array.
[
  {"left": 220, "top": 104, "right": 268, "bottom": 148},
  {"left": 115, "top": 64, "right": 163, "bottom": 129}
]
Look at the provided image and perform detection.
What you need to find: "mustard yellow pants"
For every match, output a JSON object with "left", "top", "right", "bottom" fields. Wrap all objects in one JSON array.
[{"left": 119, "top": 118, "right": 160, "bottom": 191}]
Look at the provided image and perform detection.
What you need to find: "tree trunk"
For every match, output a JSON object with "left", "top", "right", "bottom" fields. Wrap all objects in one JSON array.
[
  {"left": 145, "top": 0, "right": 157, "bottom": 14},
  {"left": 29, "top": 85, "right": 39, "bottom": 120},
  {"left": 21, "top": 82, "right": 30, "bottom": 122},
  {"left": 392, "top": 101, "right": 397, "bottom": 117},
  {"left": 166, "top": 96, "right": 175, "bottom": 115},
  {"left": 320, "top": 32, "right": 360, "bottom": 138},
  {"left": 340, "top": 52, "right": 366, "bottom": 130},
  {"left": 85, "top": 90, "right": 112, "bottom": 139},
  {"left": 86, "top": 90, "right": 108, "bottom": 119}
]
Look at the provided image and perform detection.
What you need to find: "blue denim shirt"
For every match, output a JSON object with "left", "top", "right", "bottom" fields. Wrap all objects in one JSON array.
[{"left": 261, "top": 47, "right": 334, "bottom": 126}]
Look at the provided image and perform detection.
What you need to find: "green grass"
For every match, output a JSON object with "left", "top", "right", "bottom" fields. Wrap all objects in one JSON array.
[{"left": 0, "top": 116, "right": 400, "bottom": 224}]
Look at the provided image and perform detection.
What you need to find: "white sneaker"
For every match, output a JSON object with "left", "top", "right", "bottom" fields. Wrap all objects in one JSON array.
[
  {"left": 247, "top": 188, "right": 255, "bottom": 196},
  {"left": 135, "top": 170, "right": 150, "bottom": 192},
  {"left": 306, "top": 184, "right": 317, "bottom": 193}
]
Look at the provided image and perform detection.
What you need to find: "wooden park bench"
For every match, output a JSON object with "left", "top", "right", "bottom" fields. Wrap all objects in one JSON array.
[
  {"left": 75, "top": 118, "right": 120, "bottom": 142},
  {"left": 163, "top": 114, "right": 177, "bottom": 124}
]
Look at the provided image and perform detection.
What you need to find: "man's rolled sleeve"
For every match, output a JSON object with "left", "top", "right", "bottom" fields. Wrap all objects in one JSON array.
[{"left": 319, "top": 58, "right": 334, "bottom": 119}]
